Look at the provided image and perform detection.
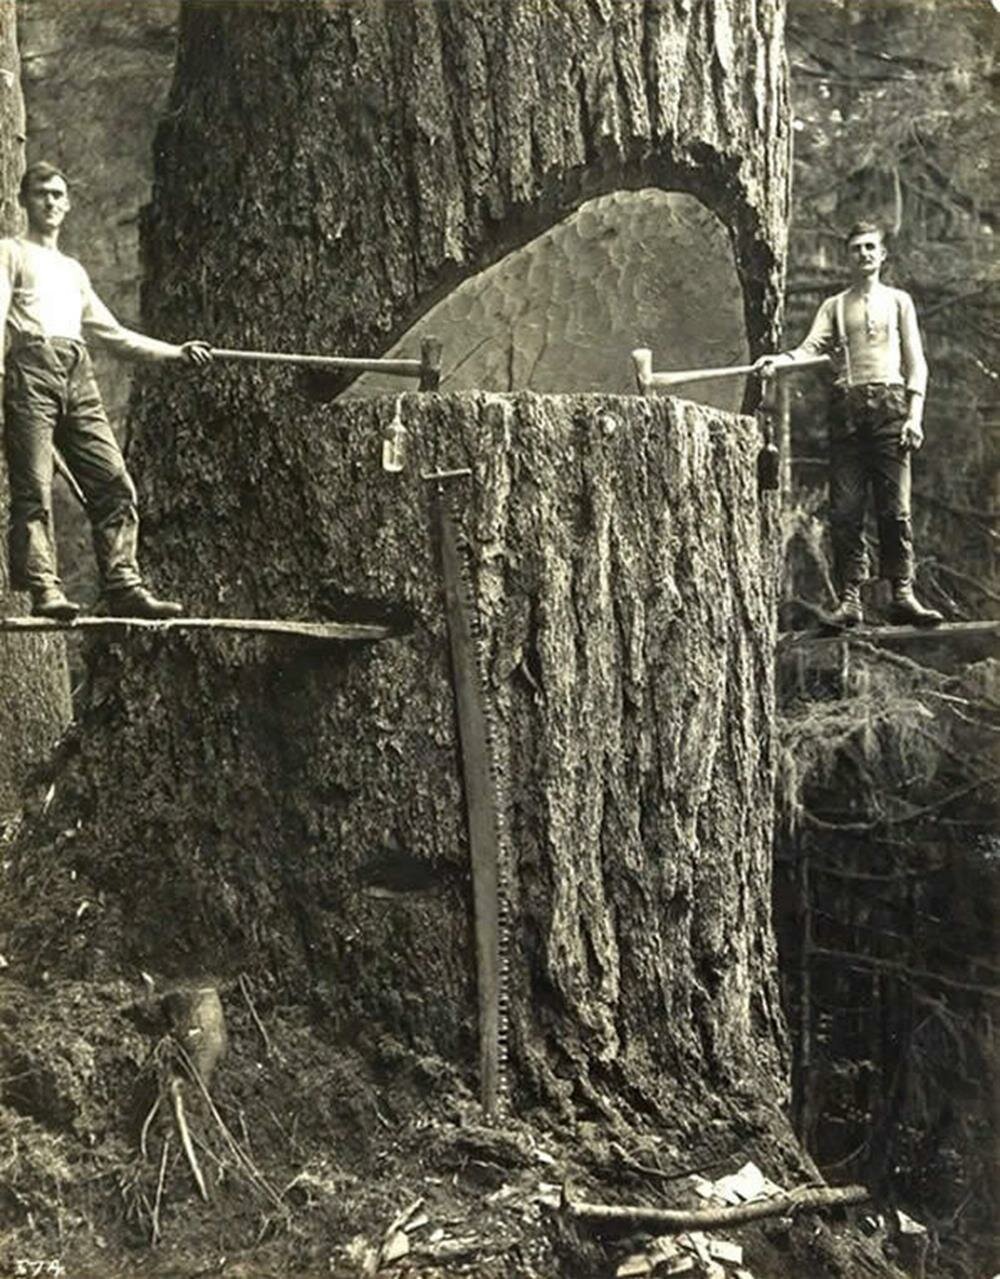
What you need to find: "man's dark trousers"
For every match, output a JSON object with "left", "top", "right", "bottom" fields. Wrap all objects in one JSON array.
[
  {"left": 828, "top": 383, "right": 914, "bottom": 589},
  {"left": 3, "top": 336, "right": 143, "bottom": 595}
]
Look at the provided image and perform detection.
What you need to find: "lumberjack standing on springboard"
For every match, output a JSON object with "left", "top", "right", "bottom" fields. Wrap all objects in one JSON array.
[
  {"left": 756, "top": 220, "right": 943, "bottom": 629},
  {"left": 0, "top": 161, "right": 213, "bottom": 621}
]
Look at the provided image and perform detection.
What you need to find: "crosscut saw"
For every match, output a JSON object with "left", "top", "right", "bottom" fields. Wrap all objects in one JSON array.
[{"left": 426, "top": 468, "right": 510, "bottom": 1121}]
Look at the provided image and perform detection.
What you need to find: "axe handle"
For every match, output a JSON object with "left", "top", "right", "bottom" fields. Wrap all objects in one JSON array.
[
  {"left": 212, "top": 336, "right": 442, "bottom": 389},
  {"left": 212, "top": 348, "right": 421, "bottom": 376},
  {"left": 650, "top": 361, "right": 758, "bottom": 387},
  {"left": 631, "top": 349, "right": 831, "bottom": 394}
]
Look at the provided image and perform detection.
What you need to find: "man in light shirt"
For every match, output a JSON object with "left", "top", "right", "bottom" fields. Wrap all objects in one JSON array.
[
  {"left": 0, "top": 161, "right": 212, "bottom": 620},
  {"left": 756, "top": 220, "right": 942, "bottom": 628}
]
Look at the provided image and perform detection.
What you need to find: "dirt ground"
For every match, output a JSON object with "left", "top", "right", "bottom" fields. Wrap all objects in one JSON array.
[
  {"left": 0, "top": 767, "right": 918, "bottom": 1279},
  {"left": 0, "top": 966, "right": 920, "bottom": 1279}
]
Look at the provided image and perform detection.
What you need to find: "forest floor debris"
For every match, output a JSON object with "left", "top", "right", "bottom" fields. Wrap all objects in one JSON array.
[
  {"left": 0, "top": 807, "right": 914, "bottom": 1279},
  {"left": 0, "top": 967, "right": 916, "bottom": 1278}
]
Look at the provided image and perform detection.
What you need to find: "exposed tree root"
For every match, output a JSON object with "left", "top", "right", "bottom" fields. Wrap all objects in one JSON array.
[
  {"left": 238, "top": 972, "right": 277, "bottom": 1061},
  {"left": 169, "top": 1075, "right": 209, "bottom": 1203},
  {"left": 139, "top": 1093, "right": 161, "bottom": 1162},
  {"left": 152, "top": 1134, "right": 170, "bottom": 1244}
]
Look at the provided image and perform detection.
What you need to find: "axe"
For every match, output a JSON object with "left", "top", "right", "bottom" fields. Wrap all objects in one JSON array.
[
  {"left": 631, "top": 348, "right": 831, "bottom": 394},
  {"left": 211, "top": 335, "right": 443, "bottom": 391}
]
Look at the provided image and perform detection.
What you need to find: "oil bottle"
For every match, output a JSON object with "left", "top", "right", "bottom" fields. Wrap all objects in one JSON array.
[{"left": 381, "top": 395, "right": 408, "bottom": 473}]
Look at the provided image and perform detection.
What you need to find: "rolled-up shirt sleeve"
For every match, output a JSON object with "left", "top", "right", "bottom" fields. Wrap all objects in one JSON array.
[
  {"left": 898, "top": 290, "right": 928, "bottom": 397},
  {"left": 81, "top": 273, "right": 180, "bottom": 362},
  {"left": 787, "top": 297, "right": 839, "bottom": 362}
]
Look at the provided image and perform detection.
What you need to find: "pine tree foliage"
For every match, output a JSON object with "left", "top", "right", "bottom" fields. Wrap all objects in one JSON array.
[
  {"left": 784, "top": 0, "right": 999, "bottom": 617},
  {"left": 776, "top": 5, "right": 999, "bottom": 1272}
]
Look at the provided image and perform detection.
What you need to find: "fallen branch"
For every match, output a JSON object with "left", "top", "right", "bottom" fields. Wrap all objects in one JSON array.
[
  {"left": 564, "top": 1182, "right": 869, "bottom": 1230},
  {"left": 803, "top": 811, "right": 880, "bottom": 834},
  {"left": 884, "top": 770, "right": 1000, "bottom": 827},
  {"left": 927, "top": 560, "right": 1000, "bottom": 604}
]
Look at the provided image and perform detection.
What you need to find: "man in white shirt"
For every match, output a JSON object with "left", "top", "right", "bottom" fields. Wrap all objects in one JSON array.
[
  {"left": 0, "top": 161, "right": 212, "bottom": 620},
  {"left": 756, "top": 220, "right": 942, "bottom": 628}
]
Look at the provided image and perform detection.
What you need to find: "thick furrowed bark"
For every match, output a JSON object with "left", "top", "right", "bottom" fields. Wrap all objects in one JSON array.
[
  {"left": 141, "top": 0, "right": 789, "bottom": 377},
  {"left": 0, "top": 0, "right": 71, "bottom": 815},
  {"left": 17, "top": 391, "right": 787, "bottom": 1118}
]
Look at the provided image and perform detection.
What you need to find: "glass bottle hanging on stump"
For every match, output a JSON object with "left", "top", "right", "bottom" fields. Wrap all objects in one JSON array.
[
  {"left": 381, "top": 395, "right": 408, "bottom": 473},
  {"left": 756, "top": 368, "right": 780, "bottom": 494}
]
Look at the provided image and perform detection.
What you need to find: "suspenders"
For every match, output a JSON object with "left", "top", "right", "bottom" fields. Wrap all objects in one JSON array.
[
  {"left": 834, "top": 290, "right": 852, "bottom": 385},
  {"left": 833, "top": 288, "right": 903, "bottom": 388}
]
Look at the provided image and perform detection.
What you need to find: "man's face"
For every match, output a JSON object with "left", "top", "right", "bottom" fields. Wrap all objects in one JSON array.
[
  {"left": 846, "top": 231, "right": 886, "bottom": 280},
  {"left": 21, "top": 175, "right": 70, "bottom": 234}
]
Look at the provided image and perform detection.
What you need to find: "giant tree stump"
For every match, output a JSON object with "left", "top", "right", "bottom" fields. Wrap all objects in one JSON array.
[{"left": 13, "top": 390, "right": 787, "bottom": 1119}]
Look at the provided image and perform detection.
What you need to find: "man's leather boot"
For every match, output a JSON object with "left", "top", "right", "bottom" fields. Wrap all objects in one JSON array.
[
  {"left": 889, "top": 579, "right": 943, "bottom": 627},
  {"left": 104, "top": 584, "right": 184, "bottom": 620},
  {"left": 31, "top": 584, "right": 81, "bottom": 622},
  {"left": 828, "top": 582, "right": 864, "bottom": 628}
]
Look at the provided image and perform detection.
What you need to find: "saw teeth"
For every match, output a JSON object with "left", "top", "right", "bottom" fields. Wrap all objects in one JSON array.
[{"left": 438, "top": 488, "right": 513, "bottom": 1122}]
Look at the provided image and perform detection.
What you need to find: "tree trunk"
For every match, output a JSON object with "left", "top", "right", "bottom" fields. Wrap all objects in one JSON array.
[
  {"left": 11, "top": 0, "right": 790, "bottom": 1118},
  {"left": 0, "top": 0, "right": 70, "bottom": 818},
  {"left": 140, "top": 0, "right": 790, "bottom": 367},
  {"left": 17, "top": 388, "right": 789, "bottom": 1117}
]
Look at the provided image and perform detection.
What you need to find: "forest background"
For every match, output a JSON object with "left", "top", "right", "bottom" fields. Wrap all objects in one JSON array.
[{"left": 777, "top": 3, "right": 998, "bottom": 1275}]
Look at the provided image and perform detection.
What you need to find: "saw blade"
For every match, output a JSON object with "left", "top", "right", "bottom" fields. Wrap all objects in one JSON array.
[{"left": 434, "top": 483, "right": 510, "bottom": 1120}]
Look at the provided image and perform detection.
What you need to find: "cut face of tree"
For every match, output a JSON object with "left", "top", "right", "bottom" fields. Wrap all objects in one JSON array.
[
  {"left": 11, "top": 0, "right": 792, "bottom": 1121},
  {"left": 344, "top": 191, "right": 749, "bottom": 412}
]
